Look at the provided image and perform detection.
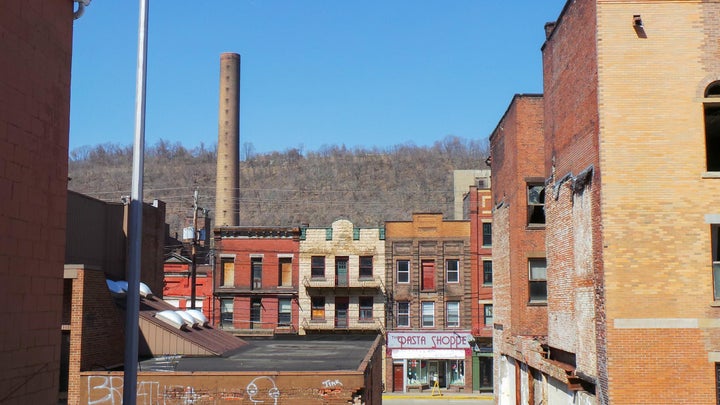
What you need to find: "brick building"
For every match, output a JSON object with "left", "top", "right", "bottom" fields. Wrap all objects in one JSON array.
[
  {"left": 492, "top": 0, "right": 720, "bottom": 403},
  {"left": 0, "top": 2, "right": 76, "bottom": 403},
  {"left": 163, "top": 253, "right": 214, "bottom": 322},
  {"left": 384, "top": 213, "right": 474, "bottom": 393},
  {"left": 213, "top": 226, "right": 301, "bottom": 335},
  {"left": 298, "top": 219, "right": 387, "bottom": 335},
  {"left": 464, "top": 177, "right": 495, "bottom": 392}
]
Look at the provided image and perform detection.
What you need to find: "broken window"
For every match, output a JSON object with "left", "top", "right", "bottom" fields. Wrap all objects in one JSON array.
[
  {"left": 527, "top": 184, "right": 546, "bottom": 225},
  {"left": 706, "top": 82, "right": 720, "bottom": 172}
]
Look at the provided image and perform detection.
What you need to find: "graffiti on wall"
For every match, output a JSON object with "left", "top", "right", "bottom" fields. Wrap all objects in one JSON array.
[{"left": 86, "top": 375, "right": 282, "bottom": 404}]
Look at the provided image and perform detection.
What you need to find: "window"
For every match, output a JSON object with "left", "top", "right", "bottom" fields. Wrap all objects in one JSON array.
[
  {"left": 712, "top": 225, "right": 720, "bottom": 300},
  {"left": 705, "top": 81, "right": 720, "bottom": 171},
  {"left": 250, "top": 298, "right": 261, "bottom": 329},
  {"left": 220, "top": 298, "right": 233, "bottom": 328},
  {"left": 448, "top": 360, "right": 465, "bottom": 386},
  {"left": 527, "top": 184, "right": 546, "bottom": 225},
  {"left": 335, "top": 257, "right": 349, "bottom": 286},
  {"left": 483, "top": 260, "right": 493, "bottom": 285},
  {"left": 397, "top": 301, "right": 410, "bottom": 327},
  {"left": 279, "top": 257, "right": 292, "bottom": 287},
  {"left": 311, "top": 256, "right": 325, "bottom": 278},
  {"left": 311, "top": 296, "right": 325, "bottom": 320},
  {"left": 278, "top": 298, "right": 291, "bottom": 327},
  {"left": 482, "top": 222, "right": 492, "bottom": 246},
  {"left": 484, "top": 304, "right": 493, "bottom": 325},
  {"left": 421, "top": 301, "right": 435, "bottom": 327},
  {"left": 359, "top": 297, "right": 373, "bottom": 321},
  {"left": 251, "top": 257, "right": 262, "bottom": 290},
  {"left": 529, "top": 258, "right": 548, "bottom": 303},
  {"left": 446, "top": 259, "right": 459, "bottom": 283},
  {"left": 359, "top": 256, "right": 373, "bottom": 279},
  {"left": 353, "top": 227, "right": 360, "bottom": 240},
  {"left": 446, "top": 301, "right": 460, "bottom": 327},
  {"left": 421, "top": 260, "right": 436, "bottom": 291},
  {"left": 397, "top": 260, "right": 410, "bottom": 283},
  {"left": 221, "top": 257, "right": 234, "bottom": 287}
]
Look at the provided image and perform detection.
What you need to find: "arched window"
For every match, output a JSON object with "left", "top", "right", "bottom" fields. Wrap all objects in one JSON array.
[{"left": 705, "top": 81, "right": 720, "bottom": 171}]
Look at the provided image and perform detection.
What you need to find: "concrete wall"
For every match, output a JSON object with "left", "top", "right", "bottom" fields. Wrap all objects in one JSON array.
[{"left": 0, "top": 1, "right": 74, "bottom": 403}]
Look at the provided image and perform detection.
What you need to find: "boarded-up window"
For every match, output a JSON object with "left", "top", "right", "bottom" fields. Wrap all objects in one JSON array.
[
  {"left": 280, "top": 258, "right": 292, "bottom": 287},
  {"left": 221, "top": 258, "right": 234, "bottom": 287},
  {"left": 421, "top": 260, "right": 435, "bottom": 291},
  {"left": 311, "top": 296, "right": 325, "bottom": 320}
]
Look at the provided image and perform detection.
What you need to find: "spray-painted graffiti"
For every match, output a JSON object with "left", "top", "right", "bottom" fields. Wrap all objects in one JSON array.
[
  {"left": 246, "top": 376, "right": 280, "bottom": 404},
  {"left": 321, "top": 379, "right": 343, "bottom": 388},
  {"left": 86, "top": 375, "right": 283, "bottom": 405}
]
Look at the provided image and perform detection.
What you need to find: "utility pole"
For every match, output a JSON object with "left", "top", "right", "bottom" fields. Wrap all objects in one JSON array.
[{"left": 190, "top": 188, "right": 199, "bottom": 309}]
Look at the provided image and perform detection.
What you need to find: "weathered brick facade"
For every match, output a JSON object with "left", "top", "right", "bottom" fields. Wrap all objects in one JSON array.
[
  {"left": 298, "top": 219, "right": 386, "bottom": 335},
  {"left": 493, "top": 0, "right": 720, "bottom": 403},
  {"left": 0, "top": 1, "right": 74, "bottom": 403},
  {"left": 213, "top": 227, "right": 301, "bottom": 335},
  {"left": 384, "top": 214, "right": 474, "bottom": 392}
]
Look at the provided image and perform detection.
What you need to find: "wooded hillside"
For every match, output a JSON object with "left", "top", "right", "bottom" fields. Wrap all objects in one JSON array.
[{"left": 68, "top": 135, "right": 490, "bottom": 237}]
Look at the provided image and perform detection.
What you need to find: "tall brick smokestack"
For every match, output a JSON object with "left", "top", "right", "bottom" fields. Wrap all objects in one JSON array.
[{"left": 215, "top": 53, "right": 240, "bottom": 226}]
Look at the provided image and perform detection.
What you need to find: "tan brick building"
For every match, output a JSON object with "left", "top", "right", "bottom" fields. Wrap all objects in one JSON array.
[
  {"left": 298, "top": 219, "right": 386, "bottom": 335},
  {"left": 0, "top": 1, "right": 75, "bottom": 403},
  {"left": 492, "top": 0, "right": 720, "bottom": 404}
]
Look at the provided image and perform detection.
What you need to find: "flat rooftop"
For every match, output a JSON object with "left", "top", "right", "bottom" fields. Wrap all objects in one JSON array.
[{"left": 139, "top": 334, "right": 379, "bottom": 372}]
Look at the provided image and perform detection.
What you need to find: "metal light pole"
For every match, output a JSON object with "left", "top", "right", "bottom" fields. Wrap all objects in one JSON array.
[{"left": 124, "top": 0, "right": 149, "bottom": 403}]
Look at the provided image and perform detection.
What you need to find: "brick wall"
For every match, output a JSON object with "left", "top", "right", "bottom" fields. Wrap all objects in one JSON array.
[{"left": 0, "top": 1, "right": 74, "bottom": 403}]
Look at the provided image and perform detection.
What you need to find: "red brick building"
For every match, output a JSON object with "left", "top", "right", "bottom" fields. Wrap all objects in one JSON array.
[
  {"left": 163, "top": 253, "right": 214, "bottom": 322},
  {"left": 464, "top": 180, "right": 494, "bottom": 391},
  {"left": 0, "top": 2, "right": 75, "bottom": 403},
  {"left": 213, "top": 227, "right": 301, "bottom": 335}
]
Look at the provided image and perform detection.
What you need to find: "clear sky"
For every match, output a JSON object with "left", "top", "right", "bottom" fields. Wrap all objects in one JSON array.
[{"left": 69, "top": 0, "right": 567, "bottom": 155}]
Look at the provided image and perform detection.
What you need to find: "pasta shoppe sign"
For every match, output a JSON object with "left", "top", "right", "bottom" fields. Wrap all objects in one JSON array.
[{"left": 387, "top": 332, "right": 473, "bottom": 350}]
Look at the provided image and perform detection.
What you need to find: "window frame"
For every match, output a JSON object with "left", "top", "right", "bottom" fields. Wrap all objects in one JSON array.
[
  {"left": 397, "top": 301, "right": 410, "bottom": 327},
  {"left": 484, "top": 304, "right": 493, "bottom": 326},
  {"left": 311, "top": 256, "right": 325, "bottom": 279},
  {"left": 446, "top": 301, "right": 460, "bottom": 328},
  {"left": 278, "top": 298, "right": 291, "bottom": 327},
  {"left": 421, "top": 301, "right": 435, "bottom": 328},
  {"left": 220, "top": 298, "right": 234, "bottom": 328},
  {"left": 421, "top": 260, "right": 436, "bottom": 291},
  {"left": 446, "top": 259, "right": 460, "bottom": 283},
  {"left": 482, "top": 222, "right": 492, "bottom": 247},
  {"left": 704, "top": 81, "right": 720, "bottom": 172},
  {"left": 527, "top": 183, "right": 546, "bottom": 226},
  {"left": 251, "top": 257, "right": 262, "bottom": 290},
  {"left": 359, "top": 256, "right": 373, "bottom": 279},
  {"left": 483, "top": 260, "right": 493, "bottom": 285},
  {"left": 528, "top": 258, "right": 548, "bottom": 303},
  {"left": 221, "top": 257, "right": 235, "bottom": 287},
  {"left": 712, "top": 224, "right": 720, "bottom": 301},
  {"left": 311, "top": 296, "right": 326, "bottom": 320},
  {"left": 359, "top": 296, "right": 374, "bottom": 321},
  {"left": 397, "top": 260, "right": 410, "bottom": 284}
]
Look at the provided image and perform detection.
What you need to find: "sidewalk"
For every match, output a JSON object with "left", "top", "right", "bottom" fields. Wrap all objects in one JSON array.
[{"left": 382, "top": 390, "right": 494, "bottom": 401}]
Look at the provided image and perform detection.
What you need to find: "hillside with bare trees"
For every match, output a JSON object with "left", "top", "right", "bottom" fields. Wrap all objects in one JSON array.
[{"left": 68, "top": 135, "right": 489, "bottom": 237}]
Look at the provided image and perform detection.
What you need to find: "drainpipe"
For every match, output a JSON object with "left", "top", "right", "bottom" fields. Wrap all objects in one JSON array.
[{"left": 73, "top": 0, "right": 91, "bottom": 20}]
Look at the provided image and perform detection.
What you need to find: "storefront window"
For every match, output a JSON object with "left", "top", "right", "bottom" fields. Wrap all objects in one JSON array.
[
  {"left": 449, "top": 360, "right": 465, "bottom": 386},
  {"left": 406, "top": 360, "right": 428, "bottom": 385}
]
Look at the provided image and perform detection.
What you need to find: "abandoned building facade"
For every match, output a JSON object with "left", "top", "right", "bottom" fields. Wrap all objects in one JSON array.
[{"left": 492, "top": 0, "right": 720, "bottom": 404}]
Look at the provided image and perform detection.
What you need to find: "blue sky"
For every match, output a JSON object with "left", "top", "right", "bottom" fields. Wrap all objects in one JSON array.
[{"left": 69, "top": 1, "right": 567, "bottom": 155}]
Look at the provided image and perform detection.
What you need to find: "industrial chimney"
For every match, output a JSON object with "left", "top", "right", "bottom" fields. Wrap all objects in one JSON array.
[{"left": 215, "top": 53, "right": 240, "bottom": 226}]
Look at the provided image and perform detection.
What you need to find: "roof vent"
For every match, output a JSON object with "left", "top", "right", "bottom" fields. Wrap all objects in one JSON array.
[
  {"left": 185, "top": 309, "right": 209, "bottom": 327},
  {"left": 139, "top": 282, "right": 153, "bottom": 298},
  {"left": 175, "top": 310, "right": 200, "bottom": 328},
  {"left": 155, "top": 310, "right": 186, "bottom": 329},
  {"left": 106, "top": 279, "right": 126, "bottom": 296}
]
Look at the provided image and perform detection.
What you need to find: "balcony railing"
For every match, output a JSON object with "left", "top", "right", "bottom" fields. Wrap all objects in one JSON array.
[
  {"left": 302, "top": 276, "right": 385, "bottom": 293},
  {"left": 301, "top": 317, "right": 385, "bottom": 334}
]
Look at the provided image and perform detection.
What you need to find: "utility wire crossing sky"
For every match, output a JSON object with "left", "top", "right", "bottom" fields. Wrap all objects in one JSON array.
[{"left": 70, "top": 1, "right": 567, "bottom": 155}]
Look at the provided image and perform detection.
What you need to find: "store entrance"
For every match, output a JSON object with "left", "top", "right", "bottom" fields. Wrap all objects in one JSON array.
[{"left": 428, "top": 360, "right": 447, "bottom": 388}]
